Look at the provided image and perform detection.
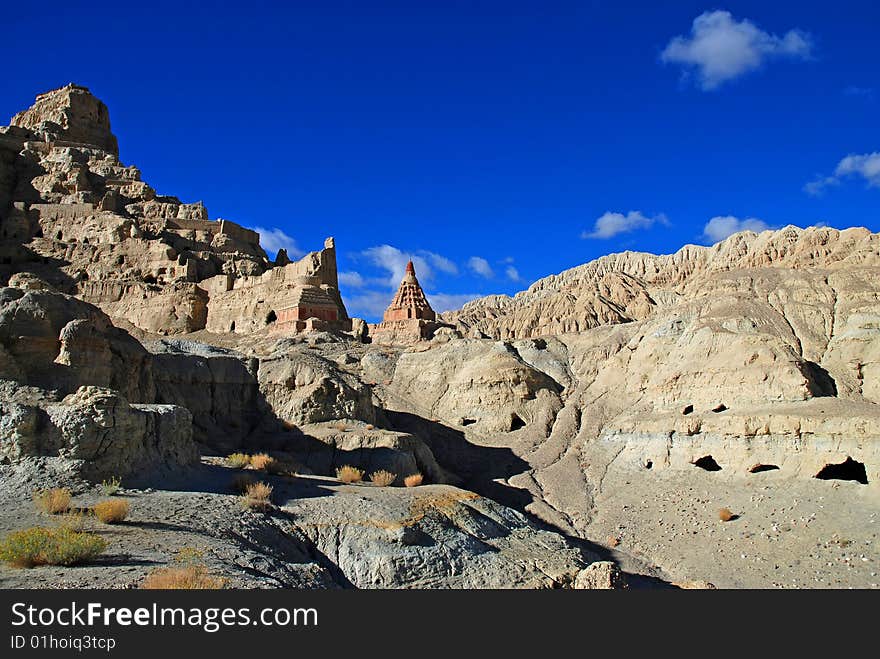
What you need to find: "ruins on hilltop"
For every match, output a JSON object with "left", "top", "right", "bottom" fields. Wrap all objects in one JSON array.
[
  {"left": 370, "top": 260, "right": 441, "bottom": 344},
  {"left": 0, "top": 84, "right": 351, "bottom": 336}
]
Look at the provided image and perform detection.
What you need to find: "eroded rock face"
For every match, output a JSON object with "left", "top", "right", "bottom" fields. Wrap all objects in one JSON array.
[
  {"left": 390, "top": 340, "right": 563, "bottom": 434},
  {"left": 10, "top": 84, "right": 119, "bottom": 156},
  {"left": 1, "top": 85, "right": 351, "bottom": 338},
  {"left": 258, "top": 347, "right": 376, "bottom": 427},
  {"left": 0, "top": 384, "right": 198, "bottom": 480},
  {"left": 444, "top": 226, "right": 880, "bottom": 341},
  {"left": 0, "top": 283, "right": 154, "bottom": 400},
  {"left": 292, "top": 484, "right": 597, "bottom": 588},
  {"left": 148, "top": 340, "right": 262, "bottom": 454}
]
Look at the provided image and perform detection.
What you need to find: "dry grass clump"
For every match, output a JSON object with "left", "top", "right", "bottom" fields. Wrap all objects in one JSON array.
[
  {"left": 369, "top": 470, "right": 397, "bottom": 487},
  {"left": 92, "top": 499, "right": 130, "bottom": 524},
  {"left": 336, "top": 465, "right": 364, "bottom": 483},
  {"left": 249, "top": 453, "right": 278, "bottom": 472},
  {"left": 33, "top": 488, "right": 72, "bottom": 515},
  {"left": 230, "top": 472, "right": 257, "bottom": 494},
  {"left": 334, "top": 422, "right": 349, "bottom": 432},
  {"left": 241, "top": 482, "right": 273, "bottom": 511},
  {"left": 718, "top": 507, "right": 735, "bottom": 522},
  {"left": 404, "top": 473, "right": 424, "bottom": 488},
  {"left": 100, "top": 476, "right": 121, "bottom": 496},
  {"left": 0, "top": 527, "right": 106, "bottom": 568},
  {"left": 365, "top": 424, "right": 375, "bottom": 430},
  {"left": 141, "top": 564, "right": 227, "bottom": 589},
  {"left": 226, "top": 453, "right": 251, "bottom": 469}
]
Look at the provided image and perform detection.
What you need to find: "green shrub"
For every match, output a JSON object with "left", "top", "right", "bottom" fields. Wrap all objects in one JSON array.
[
  {"left": 226, "top": 453, "right": 251, "bottom": 469},
  {"left": 100, "top": 476, "right": 121, "bottom": 496},
  {"left": 0, "top": 527, "right": 107, "bottom": 568}
]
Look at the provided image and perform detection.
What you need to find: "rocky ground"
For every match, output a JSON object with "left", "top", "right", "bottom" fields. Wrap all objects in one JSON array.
[
  {"left": 588, "top": 464, "right": 878, "bottom": 589},
  {"left": 0, "top": 457, "right": 614, "bottom": 589}
]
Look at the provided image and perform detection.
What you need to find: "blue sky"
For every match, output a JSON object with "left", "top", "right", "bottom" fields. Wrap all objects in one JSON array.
[{"left": 2, "top": 1, "right": 878, "bottom": 320}]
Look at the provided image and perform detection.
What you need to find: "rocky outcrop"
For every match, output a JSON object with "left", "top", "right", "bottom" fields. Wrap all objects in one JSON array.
[
  {"left": 148, "top": 340, "right": 263, "bottom": 454},
  {"left": 0, "top": 85, "right": 352, "bottom": 337},
  {"left": 10, "top": 84, "right": 119, "bottom": 156},
  {"left": 258, "top": 345, "right": 376, "bottom": 427},
  {"left": 444, "top": 226, "right": 880, "bottom": 340},
  {"left": 0, "top": 281, "right": 154, "bottom": 400},
  {"left": 0, "top": 384, "right": 197, "bottom": 479},
  {"left": 389, "top": 340, "right": 563, "bottom": 434},
  {"left": 292, "top": 483, "right": 597, "bottom": 588}
]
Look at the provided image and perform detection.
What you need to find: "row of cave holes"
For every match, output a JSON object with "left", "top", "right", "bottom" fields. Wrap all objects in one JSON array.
[
  {"left": 681, "top": 403, "right": 727, "bottom": 415},
  {"left": 229, "top": 311, "right": 277, "bottom": 333},
  {"left": 643, "top": 455, "right": 869, "bottom": 484}
]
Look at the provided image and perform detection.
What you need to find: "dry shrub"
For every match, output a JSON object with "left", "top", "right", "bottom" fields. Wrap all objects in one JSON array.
[
  {"left": 57, "top": 511, "right": 88, "bottom": 532},
  {"left": 226, "top": 453, "right": 251, "bottom": 469},
  {"left": 336, "top": 465, "right": 364, "bottom": 483},
  {"left": 0, "top": 527, "right": 106, "bottom": 568},
  {"left": 230, "top": 473, "right": 257, "bottom": 494},
  {"left": 718, "top": 507, "right": 735, "bottom": 522},
  {"left": 100, "top": 476, "right": 121, "bottom": 496},
  {"left": 334, "top": 422, "right": 348, "bottom": 432},
  {"left": 249, "top": 453, "right": 278, "bottom": 472},
  {"left": 93, "top": 499, "right": 130, "bottom": 524},
  {"left": 365, "top": 424, "right": 375, "bottom": 430},
  {"left": 175, "top": 547, "right": 205, "bottom": 564},
  {"left": 141, "top": 564, "right": 226, "bottom": 590},
  {"left": 33, "top": 488, "right": 72, "bottom": 515},
  {"left": 241, "top": 482, "right": 273, "bottom": 511},
  {"left": 607, "top": 536, "right": 621, "bottom": 548},
  {"left": 369, "top": 470, "right": 397, "bottom": 487},
  {"left": 404, "top": 473, "right": 423, "bottom": 488}
]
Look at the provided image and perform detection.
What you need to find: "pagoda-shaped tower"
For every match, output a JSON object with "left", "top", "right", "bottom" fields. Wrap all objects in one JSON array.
[
  {"left": 382, "top": 261, "right": 436, "bottom": 323},
  {"left": 370, "top": 260, "right": 440, "bottom": 344}
]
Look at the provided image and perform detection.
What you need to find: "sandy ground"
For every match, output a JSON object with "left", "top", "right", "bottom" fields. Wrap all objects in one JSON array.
[{"left": 586, "top": 465, "right": 878, "bottom": 588}]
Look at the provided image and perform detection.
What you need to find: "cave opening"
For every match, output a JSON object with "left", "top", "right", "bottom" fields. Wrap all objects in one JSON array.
[
  {"left": 815, "top": 457, "right": 868, "bottom": 485},
  {"left": 693, "top": 455, "right": 722, "bottom": 471},
  {"left": 461, "top": 418, "right": 477, "bottom": 426},
  {"left": 748, "top": 464, "right": 780, "bottom": 474},
  {"left": 711, "top": 403, "right": 728, "bottom": 413},
  {"left": 266, "top": 310, "right": 277, "bottom": 324},
  {"left": 510, "top": 414, "right": 526, "bottom": 431}
]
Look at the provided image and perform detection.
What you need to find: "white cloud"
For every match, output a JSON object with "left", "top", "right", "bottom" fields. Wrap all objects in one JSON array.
[
  {"left": 702, "top": 216, "right": 771, "bottom": 243},
  {"left": 424, "top": 252, "right": 459, "bottom": 275},
  {"left": 362, "top": 245, "right": 426, "bottom": 288},
  {"left": 803, "top": 175, "right": 839, "bottom": 197},
  {"left": 360, "top": 244, "right": 460, "bottom": 288},
  {"left": 468, "top": 256, "right": 494, "bottom": 278},
  {"left": 581, "top": 211, "right": 669, "bottom": 239},
  {"left": 426, "top": 292, "right": 483, "bottom": 313},
  {"left": 251, "top": 227, "right": 304, "bottom": 259},
  {"left": 660, "top": 10, "right": 813, "bottom": 90},
  {"left": 835, "top": 152, "right": 880, "bottom": 187},
  {"left": 805, "top": 152, "right": 880, "bottom": 195},
  {"left": 344, "top": 290, "right": 394, "bottom": 319},
  {"left": 505, "top": 265, "right": 521, "bottom": 282},
  {"left": 338, "top": 271, "right": 365, "bottom": 288}
]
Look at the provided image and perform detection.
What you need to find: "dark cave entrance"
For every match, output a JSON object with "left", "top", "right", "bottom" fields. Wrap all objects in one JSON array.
[
  {"left": 510, "top": 414, "right": 526, "bottom": 431},
  {"left": 693, "top": 455, "right": 722, "bottom": 471},
  {"left": 814, "top": 457, "right": 868, "bottom": 485},
  {"left": 266, "top": 310, "right": 277, "bottom": 324}
]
